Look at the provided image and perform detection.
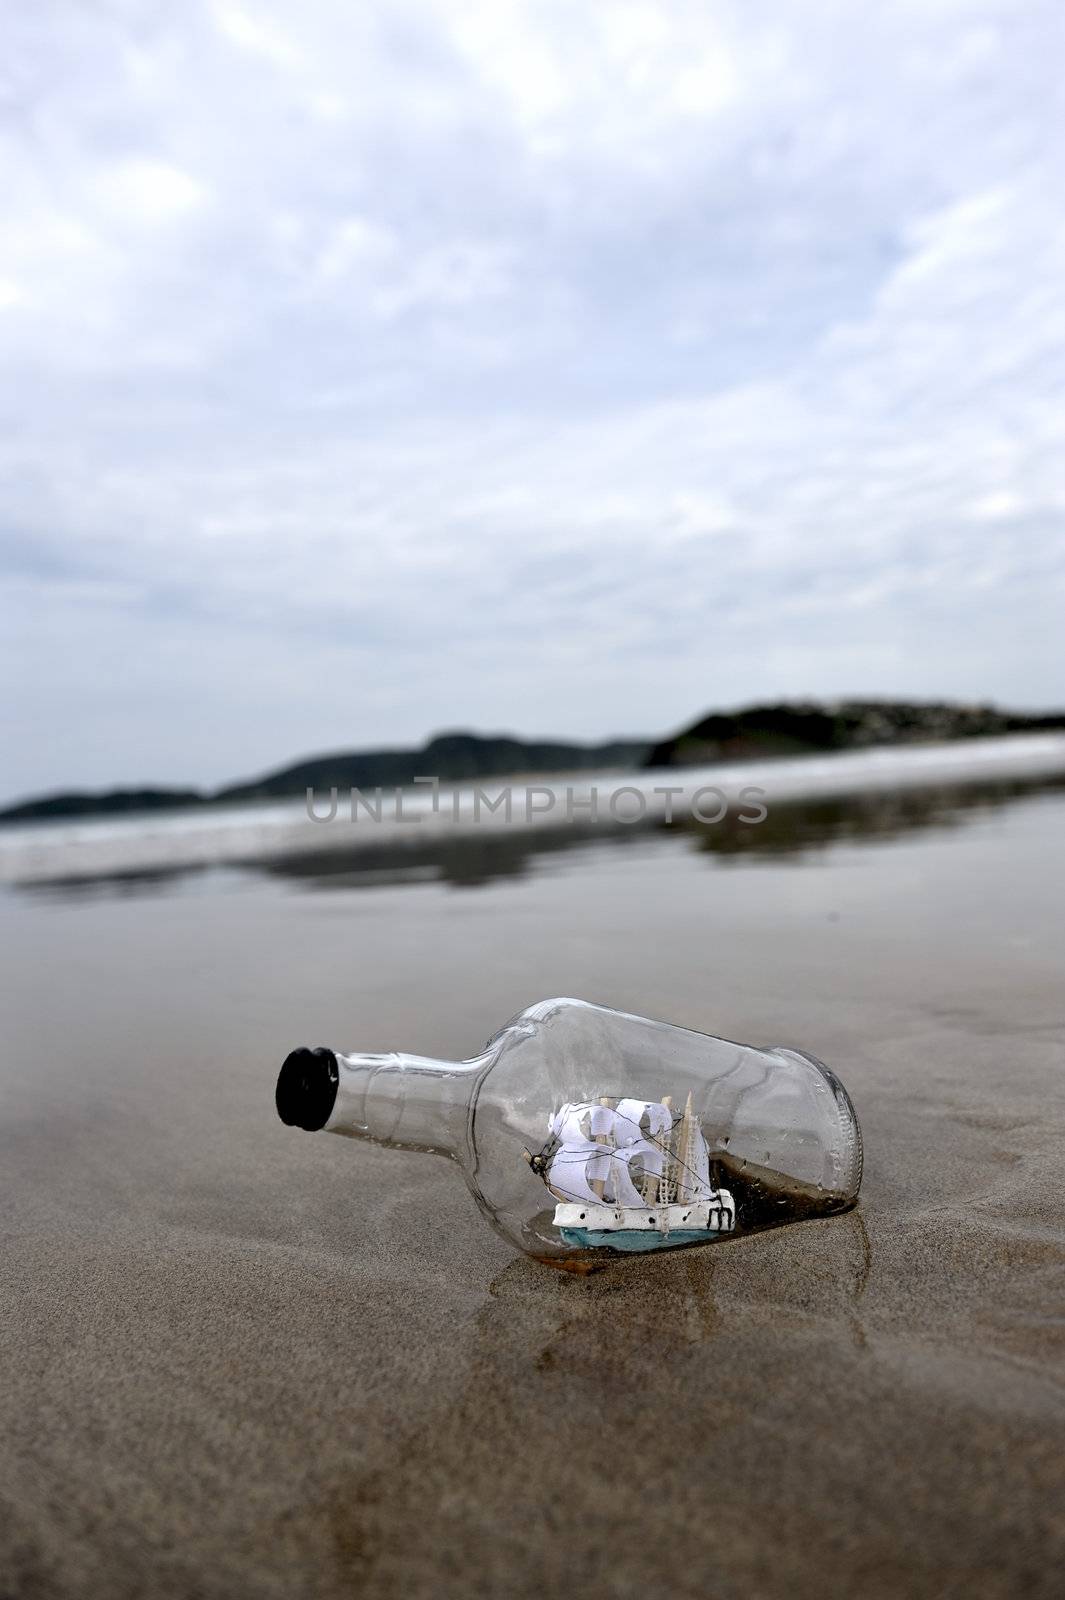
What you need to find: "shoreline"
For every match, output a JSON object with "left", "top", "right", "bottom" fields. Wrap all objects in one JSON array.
[{"left": 3, "top": 733, "right": 1065, "bottom": 887}]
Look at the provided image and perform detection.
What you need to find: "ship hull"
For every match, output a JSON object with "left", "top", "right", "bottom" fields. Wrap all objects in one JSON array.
[
  {"left": 552, "top": 1192, "right": 735, "bottom": 1249},
  {"left": 559, "top": 1227, "right": 720, "bottom": 1252}
]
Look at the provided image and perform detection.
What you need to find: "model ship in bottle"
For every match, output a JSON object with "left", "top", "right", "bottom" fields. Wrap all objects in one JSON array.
[
  {"left": 527, "top": 1093, "right": 735, "bottom": 1251},
  {"left": 275, "top": 997, "right": 862, "bottom": 1266}
]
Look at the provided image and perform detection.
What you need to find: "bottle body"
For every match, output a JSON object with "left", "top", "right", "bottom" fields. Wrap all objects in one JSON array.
[{"left": 276, "top": 997, "right": 863, "bottom": 1266}]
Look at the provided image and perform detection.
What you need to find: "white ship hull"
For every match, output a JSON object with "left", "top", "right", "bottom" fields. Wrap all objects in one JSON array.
[{"left": 553, "top": 1191, "right": 735, "bottom": 1236}]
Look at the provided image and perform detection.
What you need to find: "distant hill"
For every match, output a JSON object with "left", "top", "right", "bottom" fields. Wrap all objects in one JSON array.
[
  {"left": 5, "top": 703, "right": 1064, "bottom": 823},
  {"left": 216, "top": 730, "right": 651, "bottom": 802},
  {"left": 0, "top": 731, "right": 650, "bottom": 822},
  {"left": 645, "top": 700, "right": 1065, "bottom": 769},
  {"left": 0, "top": 787, "right": 206, "bottom": 823}
]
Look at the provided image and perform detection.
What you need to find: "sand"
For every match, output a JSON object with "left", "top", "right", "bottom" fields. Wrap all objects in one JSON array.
[{"left": 1, "top": 780, "right": 1063, "bottom": 1598}]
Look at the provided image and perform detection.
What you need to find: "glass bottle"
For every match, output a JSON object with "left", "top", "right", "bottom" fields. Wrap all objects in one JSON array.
[{"left": 275, "top": 996, "right": 862, "bottom": 1267}]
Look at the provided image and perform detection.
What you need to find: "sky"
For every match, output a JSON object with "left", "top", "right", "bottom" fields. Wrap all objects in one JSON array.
[{"left": 2, "top": 0, "right": 1064, "bottom": 800}]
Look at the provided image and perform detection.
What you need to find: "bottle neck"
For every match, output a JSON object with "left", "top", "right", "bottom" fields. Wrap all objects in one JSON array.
[{"left": 323, "top": 1050, "right": 487, "bottom": 1159}]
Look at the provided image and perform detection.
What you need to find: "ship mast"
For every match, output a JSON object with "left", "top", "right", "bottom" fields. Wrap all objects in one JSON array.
[
  {"left": 656, "top": 1095, "right": 675, "bottom": 1209},
  {"left": 674, "top": 1092, "right": 696, "bottom": 1205},
  {"left": 591, "top": 1096, "right": 613, "bottom": 1199}
]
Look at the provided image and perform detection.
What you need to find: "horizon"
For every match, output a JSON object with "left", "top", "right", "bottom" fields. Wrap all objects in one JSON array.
[
  {"left": 4, "top": 1, "right": 1064, "bottom": 799},
  {"left": 5, "top": 691, "right": 1065, "bottom": 810}
]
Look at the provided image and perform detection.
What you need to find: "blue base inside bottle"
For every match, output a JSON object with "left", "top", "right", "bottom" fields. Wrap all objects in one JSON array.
[{"left": 559, "top": 1227, "right": 715, "bottom": 1252}]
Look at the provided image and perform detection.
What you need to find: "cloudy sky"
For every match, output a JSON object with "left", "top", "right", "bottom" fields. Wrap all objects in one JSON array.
[{"left": 2, "top": 0, "right": 1063, "bottom": 799}]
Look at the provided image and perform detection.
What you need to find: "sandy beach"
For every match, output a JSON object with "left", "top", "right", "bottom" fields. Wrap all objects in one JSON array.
[
  {"left": 2, "top": 774, "right": 1064, "bottom": 1599},
  {"left": 7, "top": 0, "right": 1063, "bottom": 1589}
]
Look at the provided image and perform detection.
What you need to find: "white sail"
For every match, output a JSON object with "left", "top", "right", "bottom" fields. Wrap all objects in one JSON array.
[
  {"left": 614, "top": 1098, "right": 671, "bottom": 1145},
  {"left": 546, "top": 1142, "right": 611, "bottom": 1205},
  {"left": 617, "top": 1136, "right": 664, "bottom": 1184},
  {"left": 609, "top": 1150, "right": 646, "bottom": 1207},
  {"left": 550, "top": 1101, "right": 615, "bottom": 1144}
]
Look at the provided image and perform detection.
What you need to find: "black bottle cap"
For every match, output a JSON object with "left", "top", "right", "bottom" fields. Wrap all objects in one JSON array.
[{"left": 276, "top": 1046, "right": 339, "bottom": 1131}]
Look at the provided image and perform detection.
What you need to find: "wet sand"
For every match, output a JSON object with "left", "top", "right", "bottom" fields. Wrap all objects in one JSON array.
[{"left": 2, "top": 782, "right": 1064, "bottom": 1598}]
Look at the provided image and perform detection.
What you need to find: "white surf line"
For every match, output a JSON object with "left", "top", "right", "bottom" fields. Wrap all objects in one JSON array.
[{"left": 2, "top": 734, "right": 1064, "bottom": 885}]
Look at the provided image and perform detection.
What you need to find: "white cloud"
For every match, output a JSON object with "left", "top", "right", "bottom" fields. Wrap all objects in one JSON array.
[
  {"left": 95, "top": 159, "right": 205, "bottom": 224},
  {"left": 212, "top": 2, "right": 304, "bottom": 70},
  {"left": 0, "top": 278, "right": 26, "bottom": 312},
  {"left": 1, "top": 0, "right": 1063, "bottom": 795},
  {"left": 314, "top": 216, "right": 398, "bottom": 283}
]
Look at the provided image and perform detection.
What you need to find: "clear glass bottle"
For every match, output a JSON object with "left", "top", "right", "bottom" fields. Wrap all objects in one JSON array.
[{"left": 275, "top": 997, "right": 863, "bottom": 1267}]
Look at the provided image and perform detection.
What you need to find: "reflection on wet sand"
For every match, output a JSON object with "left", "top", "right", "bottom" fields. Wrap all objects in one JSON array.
[
  {"left": 319, "top": 1209, "right": 875, "bottom": 1593},
  {"left": 11, "top": 771, "right": 1065, "bottom": 905},
  {"left": 683, "top": 773, "right": 1065, "bottom": 859}
]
